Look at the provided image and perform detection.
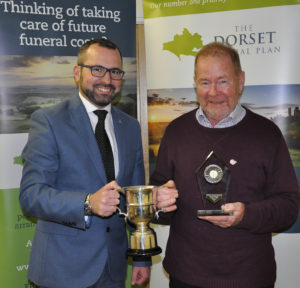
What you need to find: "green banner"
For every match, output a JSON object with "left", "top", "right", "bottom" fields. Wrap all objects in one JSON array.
[
  {"left": 144, "top": 0, "right": 300, "bottom": 19},
  {"left": 0, "top": 188, "right": 36, "bottom": 287}
]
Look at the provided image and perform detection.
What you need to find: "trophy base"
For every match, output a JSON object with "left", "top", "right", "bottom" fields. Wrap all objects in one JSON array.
[
  {"left": 197, "top": 209, "right": 233, "bottom": 216},
  {"left": 127, "top": 246, "right": 162, "bottom": 257}
]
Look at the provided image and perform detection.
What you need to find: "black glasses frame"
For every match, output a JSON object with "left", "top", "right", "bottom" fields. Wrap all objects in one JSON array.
[{"left": 78, "top": 64, "right": 125, "bottom": 80}]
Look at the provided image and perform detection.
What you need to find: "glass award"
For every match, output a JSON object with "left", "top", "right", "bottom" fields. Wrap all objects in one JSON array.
[{"left": 195, "top": 151, "right": 232, "bottom": 216}]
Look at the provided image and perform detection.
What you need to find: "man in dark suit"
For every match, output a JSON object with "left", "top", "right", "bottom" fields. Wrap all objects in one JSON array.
[{"left": 19, "top": 38, "right": 178, "bottom": 288}]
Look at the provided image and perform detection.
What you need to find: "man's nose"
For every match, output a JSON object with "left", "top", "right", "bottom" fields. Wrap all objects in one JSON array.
[
  {"left": 101, "top": 70, "right": 112, "bottom": 83},
  {"left": 208, "top": 83, "right": 217, "bottom": 96}
]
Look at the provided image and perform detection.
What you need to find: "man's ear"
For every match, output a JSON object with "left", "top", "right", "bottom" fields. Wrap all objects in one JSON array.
[
  {"left": 73, "top": 65, "right": 80, "bottom": 82},
  {"left": 239, "top": 71, "right": 245, "bottom": 94}
]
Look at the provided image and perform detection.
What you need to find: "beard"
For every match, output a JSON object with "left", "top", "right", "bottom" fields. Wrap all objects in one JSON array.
[
  {"left": 81, "top": 82, "right": 119, "bottom": 107},
  {"left": 79, "top": 71, "right": 121, "bottom": 107}
]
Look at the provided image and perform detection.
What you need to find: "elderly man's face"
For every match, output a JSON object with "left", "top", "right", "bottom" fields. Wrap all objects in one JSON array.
[{"left": 194, "top": 54, "right": 245, "bottom": 127}]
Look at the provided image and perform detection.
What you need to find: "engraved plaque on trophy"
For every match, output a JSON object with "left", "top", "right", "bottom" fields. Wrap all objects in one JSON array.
[{"left": 195, "top": 151, "right": 232, "bottom": 216}]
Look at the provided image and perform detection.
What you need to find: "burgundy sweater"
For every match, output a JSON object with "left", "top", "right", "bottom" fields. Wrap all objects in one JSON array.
[{"left": 150, "top": 108, "right": 300, "bottom": 288}]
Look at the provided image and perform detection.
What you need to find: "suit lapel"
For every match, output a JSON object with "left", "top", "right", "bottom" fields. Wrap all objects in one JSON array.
[
  {"left": 111, "top": 107, "right": 126, "bottom": 182},
  {"left": 68, "top": 96, "right": 108, "bottom": 183}
]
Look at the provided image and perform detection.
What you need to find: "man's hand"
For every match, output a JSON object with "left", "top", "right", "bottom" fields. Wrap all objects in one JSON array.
[
  {"left": 131, "top": 266, "right": 150, "bottom": 286},
  {"left": 198, "top": 202, "right": 245, "bottom": 228},
  {"left": 154, "top": 180, "right": 179, "bottom": 213},
  {"left": 89, "top": 181, "right": 121, "bottom": 217}
]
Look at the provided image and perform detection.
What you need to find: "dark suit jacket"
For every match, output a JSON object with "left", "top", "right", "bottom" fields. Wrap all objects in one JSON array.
[{"left": 19, "top": 95, "right": 145, "bottom": 288}]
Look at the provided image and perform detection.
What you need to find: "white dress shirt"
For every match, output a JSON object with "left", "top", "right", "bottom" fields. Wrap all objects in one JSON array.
[{"left": 79, "top": 93, "right": 119, "bottom": 177}]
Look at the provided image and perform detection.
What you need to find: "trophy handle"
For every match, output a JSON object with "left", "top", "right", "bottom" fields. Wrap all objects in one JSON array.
[
  {"left": 116, "top": 188, "right": 128, "bottom": 218},
  {"left": 116, "top": 207, "right": 128, "bottom": 218},
  {"left": 118, "top": 188, "right": 125, "bottom": 195},
  {"left": 155, "top": 208, "right": 163, "bottom": 219}
]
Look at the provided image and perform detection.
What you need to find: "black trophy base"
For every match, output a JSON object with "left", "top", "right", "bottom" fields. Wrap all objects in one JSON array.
[
  {"left": 127, "top": 246, "right": 162, "bottom": 257},
  {"left": 197, "top": 209, "right": 233, "bottom": 216}
]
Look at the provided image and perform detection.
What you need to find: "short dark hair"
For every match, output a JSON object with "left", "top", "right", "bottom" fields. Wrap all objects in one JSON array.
[
  {"left": 195, "top": 42, "right": 242, "bottom": 75},
  {"left": 77, "top": 38, "right": 122, "bottom": 64}
]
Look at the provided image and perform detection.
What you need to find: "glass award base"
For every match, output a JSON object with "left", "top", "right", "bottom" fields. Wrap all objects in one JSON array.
[{"left": 197, "top": 209, "right": 233, "bottom": 216}]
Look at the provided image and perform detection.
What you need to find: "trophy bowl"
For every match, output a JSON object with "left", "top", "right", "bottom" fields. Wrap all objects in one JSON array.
[{"left": 118, "top": 185, "right": 162, "bottom": 256}]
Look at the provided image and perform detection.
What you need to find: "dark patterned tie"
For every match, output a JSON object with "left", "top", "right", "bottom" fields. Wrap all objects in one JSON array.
[{"left": 93, "top": 110, "right": 115, "bottom": 182}]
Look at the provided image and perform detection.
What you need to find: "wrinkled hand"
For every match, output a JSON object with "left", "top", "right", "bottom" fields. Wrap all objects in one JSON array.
[
  {"left": 89, "top": 181, "right": 121, "bottom": 217},
  {"left": 131, "top": 266, "right": 150, "bottom": 286},
  {"left": 154, "top": 180, "right": 179, "bottom": 213},
  {"left": 198, "top": 202, "right": 245, "bottom": 228}
]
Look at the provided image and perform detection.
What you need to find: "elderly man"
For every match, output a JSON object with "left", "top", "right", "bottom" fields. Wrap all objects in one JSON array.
[{"left": 151, "top": 42, "right": 300, "bottom": 288}]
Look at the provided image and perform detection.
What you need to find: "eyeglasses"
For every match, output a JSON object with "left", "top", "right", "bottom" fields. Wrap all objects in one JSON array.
[{"left": 78, "top": 64, "right": 125, "bottom": 80}]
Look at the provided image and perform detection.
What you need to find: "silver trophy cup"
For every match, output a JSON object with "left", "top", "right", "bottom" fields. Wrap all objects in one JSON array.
[{"left": 118, "top": 185, "right": 162, "bottom": 256}]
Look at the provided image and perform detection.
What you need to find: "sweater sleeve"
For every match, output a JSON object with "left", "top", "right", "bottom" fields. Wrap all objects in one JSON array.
[{"left": 236, "top": 134, "right": 300, "bottom": 233}]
